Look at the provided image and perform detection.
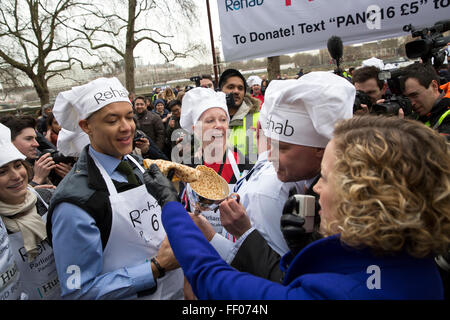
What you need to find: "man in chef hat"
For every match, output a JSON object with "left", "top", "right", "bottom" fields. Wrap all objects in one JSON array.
[
  {"left": 217, "top": 71, "right": 355, "bottom": 280},
  {"left": 46, "top": 77, "right": 184, "bottom": 300}
]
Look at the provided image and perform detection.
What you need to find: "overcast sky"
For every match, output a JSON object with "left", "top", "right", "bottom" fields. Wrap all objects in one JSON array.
[{"left": 135, "top": 1, "right": 222, "bottom": 68}]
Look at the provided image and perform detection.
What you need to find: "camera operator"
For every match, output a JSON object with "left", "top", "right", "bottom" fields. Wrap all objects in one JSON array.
[
  {"left": 0, "top": 115, "right": 61, "bottom": 187},
  {"left": 352, "top": 66, "right": 387, "bottom": 115},
  {"left": 400, "top": 63, "right": 450, "bottom": 137},
  {"left": 199, "top": 74, "right": 215, "bottom": 90},
  {"left": 133, "top": 96, "right": 165, "bottom": 151}
]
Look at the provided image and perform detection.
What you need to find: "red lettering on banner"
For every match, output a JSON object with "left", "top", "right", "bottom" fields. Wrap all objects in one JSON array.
[{"left": 286, "top": 0, "right": 314, "bottom": 6}]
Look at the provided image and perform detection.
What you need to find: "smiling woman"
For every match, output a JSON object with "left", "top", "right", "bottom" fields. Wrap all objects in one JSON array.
[
  {"left": 179, "top": 88, "right": 253, "bottom": 243},
  {"left": 0, "top": 123, "right": 61, "bottom": 300},
  {"left": 0, "top": 160, "right": 30, "bottom": 205}
]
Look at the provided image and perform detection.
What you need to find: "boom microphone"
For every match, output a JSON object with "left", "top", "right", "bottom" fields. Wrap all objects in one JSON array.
[{"left": 327, "top": 35, "right": 343, "bottom": 63}]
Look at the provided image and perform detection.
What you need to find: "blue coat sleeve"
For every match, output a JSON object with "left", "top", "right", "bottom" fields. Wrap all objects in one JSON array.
[
  {"left": 161, "top": 202, "right": 315, "bottom": 300},
  {"left": 52, "top": 202, "right": 156, "bottom": 299}
]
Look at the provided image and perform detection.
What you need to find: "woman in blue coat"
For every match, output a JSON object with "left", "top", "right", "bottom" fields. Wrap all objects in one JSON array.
[{"left": 145, "top": 115, "right": 450, "bottom": 299}]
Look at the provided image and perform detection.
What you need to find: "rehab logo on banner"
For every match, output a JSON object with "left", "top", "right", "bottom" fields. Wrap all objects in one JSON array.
[{"left": 225, "top": 0, "right": 264, "bottom": 12}]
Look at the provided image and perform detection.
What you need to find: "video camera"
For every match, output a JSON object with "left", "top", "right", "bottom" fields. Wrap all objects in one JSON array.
[
  {"left": 132, "top": 130, "right": 147, "bottom": 150},
  {"left": 372, "top": 95, "right": 412, "bottom": 116},
  {"left": 353, "top": 90, "right": 373, "bottom": 113},
  {"left": 189, "top": 76, "right": 201, "bottom": 87},
  {"left": 41, "top": 149, "right": 76, "bottom": 165},
  {"left": 133, "top": 130, "right": 146, "bottom": 144},
  {"left": 403, "top": 19, "right": 450, "bottom": 68},
  {"left": 225, "top": 92, "right": 236, "bottom": 110},
  {"left": 375, "top": 69, "right": 413, "bottom": 117}
]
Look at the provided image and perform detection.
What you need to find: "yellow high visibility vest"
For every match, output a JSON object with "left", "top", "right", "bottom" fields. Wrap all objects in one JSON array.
[
  {"left": 425, "top": 109, "right": 450, "bottom": 130},
  {"left": 229, "top": 111, "right": 260, "bottom": 157}
]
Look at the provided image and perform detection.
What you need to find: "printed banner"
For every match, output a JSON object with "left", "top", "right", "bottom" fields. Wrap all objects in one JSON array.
[{"left": 216, "top": 0, "right": 450, "bottom": 61}]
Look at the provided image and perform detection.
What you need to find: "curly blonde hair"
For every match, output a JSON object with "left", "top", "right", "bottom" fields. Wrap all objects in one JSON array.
[{"left": 325, "top": 115, "right": 450, "bottom": 258}]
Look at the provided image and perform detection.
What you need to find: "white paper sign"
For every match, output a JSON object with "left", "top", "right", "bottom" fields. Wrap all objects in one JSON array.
[{"left": 216, "top": 0, "right": 450, "bottom": 61}]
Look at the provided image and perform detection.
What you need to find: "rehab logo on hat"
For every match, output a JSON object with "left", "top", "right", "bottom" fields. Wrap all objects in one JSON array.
[
  {"left": 266, "top": 116, "right": 295, "bottom": 137},
  {"left": 53, "top": 77, "right": 131, "bottom": 132},
  {"left": 93, "top": 86, "right": 128, "bottom": 105},
  {"left": 262, "top": 72, "right": 355, "bottom": 148}
]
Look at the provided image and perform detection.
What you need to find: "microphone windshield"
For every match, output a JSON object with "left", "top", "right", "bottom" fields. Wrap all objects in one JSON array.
[{"left": 327, "top": 36, "right": 343, "bottom": 61}]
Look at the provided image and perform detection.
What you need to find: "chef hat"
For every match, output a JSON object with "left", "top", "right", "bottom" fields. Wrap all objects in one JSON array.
[
  {"left": 180, "top": 87, "right": 229, "bottom": 134},
  {"left": 362, "top": 57, "right": 384, "bottom": 70},
  {"left": 57, "top": 128, "right": 90, "bottom": 157},
  {"left": 0, "top": 123, "right": 26, "bottom": 167},
  {"left": 53, "top": 77, "right": 131, "bottom": 132},
  {"left": 247, "top": 75, "right": 262, "bottom": 87},
  {"left": 262, "top": 71, "right": 355, "bottom": 148}
]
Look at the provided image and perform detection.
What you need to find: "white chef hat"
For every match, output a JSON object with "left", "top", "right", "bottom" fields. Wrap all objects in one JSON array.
[
  {"left": 57, "top": 128, "right": 90, "bottom": 157},
  {"left": 247, "top": 75, "right": 262, "bottom": 87},
  {"left": 0, "top": 123, "right": 26, "bottom": 167},
  {"left": 180, "top": 87, "right": 229, "bottom": 134},
  {"left": 262, "top": 71, "right": 355, "bottom": 148},
  {"left": 362, "top": 57, "right": 384, "bottom": 70},
  {"left": 53, "top": 77, "right": 131, "bottom": 132}
]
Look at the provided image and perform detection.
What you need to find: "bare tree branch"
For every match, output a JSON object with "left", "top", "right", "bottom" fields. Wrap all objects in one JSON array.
[{"left": 0, "top": 0, "right": 104, "bottom": 106}]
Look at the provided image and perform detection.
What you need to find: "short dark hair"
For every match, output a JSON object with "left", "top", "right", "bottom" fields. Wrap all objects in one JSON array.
[
  {"left": 0, "top": 115, "right": 36, "bottom": 140},
  {"left": 134, "top": 96, "right": 146, "bottom": 103},
  {"left": 200, "top": 74, "right": 213, "bottom": 81},
  {"left": 218, "top": 68, "right": 247, "bottom": 92},
  {"left": 352, "top": 66, "right": 384, "bottom": 90},
  {"left": 400, "top": 63, "right": 440, "bottom": 89},
  {"left": 167, "top": 99, "right": 181, "bottom": 111}
]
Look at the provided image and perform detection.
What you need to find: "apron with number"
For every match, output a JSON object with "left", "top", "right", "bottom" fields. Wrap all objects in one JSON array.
[
  {"left": 185, "top": 150, "right": 242, "bottom": 242},
  {"left": 8, "top": 187, "right": 61, "bottom": 300},
  {"left": 0, "top": 217, "right": 21, "bottom": 300},
  {"left": 92, "top": 154, "right": 184, "bottom": 300}
]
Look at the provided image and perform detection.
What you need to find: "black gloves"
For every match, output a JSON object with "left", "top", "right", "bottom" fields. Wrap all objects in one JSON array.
[
  {"left": 143, "top": 164, "right": 180, "bottom": 208},
  {"left": 280, "top": 187, "right": 322, "bottom": 257}
]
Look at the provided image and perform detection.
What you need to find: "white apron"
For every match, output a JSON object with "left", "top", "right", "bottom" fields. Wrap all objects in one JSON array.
[
  {"left": 185, "top": 150, "right": 242, "bottom": 242},
  {"left": 0, "top": 217, "right": 21, "bottom": 300},
  {"left": 8, "top": 187, "right": 61, "bottom": 300},
  {"left": 91, "top": 154, "right": 184, "bottom": 300}
]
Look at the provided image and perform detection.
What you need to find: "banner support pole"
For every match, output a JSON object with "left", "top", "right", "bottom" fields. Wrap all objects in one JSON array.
[{"left": 206, "top": 0, "right": 219, "bottom": 87}]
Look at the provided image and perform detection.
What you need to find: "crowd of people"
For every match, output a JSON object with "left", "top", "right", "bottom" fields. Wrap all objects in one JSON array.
[{"left": 0, "top": 56, "right": 449, "bottom": 300}]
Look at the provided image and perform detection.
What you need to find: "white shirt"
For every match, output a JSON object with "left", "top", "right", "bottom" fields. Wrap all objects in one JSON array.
[
  {"left": 236, "top": 156, "right": 297, "bottom": 256},
  {"left": 210, "top": 151, "right": 317, "bottom": 261}
]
